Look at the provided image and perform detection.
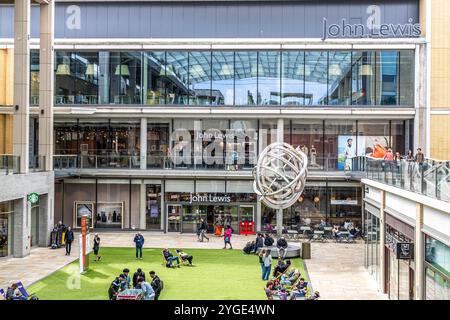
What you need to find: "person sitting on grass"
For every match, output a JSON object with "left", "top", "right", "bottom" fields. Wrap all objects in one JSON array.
[
  {"left": 278, "top": 288, "right": 288, "bottom": 300},
  {"left": 108, "top": 275, "right": 124, "bottom": 300},
  {"left": 132, "top": 268, "right": 146, "bottom": 289},
  {"left": 120, "top": 268, "right": 131, "bottom": 290},
  {"left": 137, "top": 277, "right": 155, "bottom": 300},
  {"left": 243, "top": 241, "right": 255, "bottom": 254},
  {"left": 264, "top": 281, "right": 275, "bottom": 300},
  {"left": 163, "top": 248, "right": 180, "bottom": 268},
  {"left": 307, "top": 291, "right": 320, "bottom": 300},
  {"left": 176, "top": 249, "right": 193, "bottom": 266},
  {"left": 289, "top": 278, "right": 308, "bottom": 300},
  {"left": 280, "top": 269, "right": 300, "bottom": 286},
  {"left": 273, "top": 258, "right": 292, "bottom": 277},
  {"left": 6, "top": 283, "right": 26, "bottom": 301}
]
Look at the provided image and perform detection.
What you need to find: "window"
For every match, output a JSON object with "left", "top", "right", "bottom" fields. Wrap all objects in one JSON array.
[
  {"left": 281, "top": 51, "right": 304, "bottom": 106},
  {"left": 235, "top": 52, "right": 258, "bottom": 105},
  {"left": 304, "top": 51, "right": 328, "bottom": 105},
  {"left": 212, "top": 52, "right": 234, "bottom": 105},
  {"left": 257, "top": 51, "right": 281, "bottom": 105}
]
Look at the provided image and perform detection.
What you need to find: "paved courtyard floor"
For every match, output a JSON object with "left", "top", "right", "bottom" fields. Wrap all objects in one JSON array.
[{"left": 0, "top": 232, "right": 386, "bottom": 300}]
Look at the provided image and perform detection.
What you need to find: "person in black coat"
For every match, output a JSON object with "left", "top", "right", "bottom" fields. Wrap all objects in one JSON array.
[
  {"left": 65, "top": 227, "right": 74, "bottom": 256},
  {"left": 252, "top": 233, "right": 264, "bottom": 254},
  {"left": 276, "top": 237, "right": 288, "bottom": 259},
  {"left": 132, "top": 268, "right": 146, "bottom": 289},
  {"left": 264, "top": 234, "right": 274, "bottom": 247},
  {"left": 149, "top": 271, "right": 163, "bottom": 300}
]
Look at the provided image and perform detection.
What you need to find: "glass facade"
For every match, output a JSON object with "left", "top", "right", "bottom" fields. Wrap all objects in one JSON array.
[
  {"left": 261, "top": 184, "right": 362, "bottom": 231},
  {"left": 30, "top": 50, "right": 415, "bottom": 107},
  {"left": 0, "top": 201, "right": 13, "bottom": 258},
  {"left": 425, "top": 235, "right": 450, "bottom": 300},
  {"left": 364, "top": 207, "right": 380, "bottom": 284}
]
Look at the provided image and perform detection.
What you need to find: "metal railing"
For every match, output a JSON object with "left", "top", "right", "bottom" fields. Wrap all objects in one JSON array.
[
  {"left": 0, "top": 155, "right": 20, "bottom": 174},
  {"left": 53, "top": 154, "right": 141, "bottom": 170},
  {"left": 365, "top": 157, "right": 450, "bottom": 203}
]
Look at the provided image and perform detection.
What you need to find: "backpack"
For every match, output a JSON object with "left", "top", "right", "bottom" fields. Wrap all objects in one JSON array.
[{"left": 159, "top": 280, "right": 164, "bottom": 291}]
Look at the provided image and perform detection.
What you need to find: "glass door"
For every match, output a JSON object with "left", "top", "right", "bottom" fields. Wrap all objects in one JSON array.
[
  {"left": 182, "top": 205, "right": 197, "bottom": 233},
  {"left": 224, "top": 206, "right": 239, "bottom": 232},
  {"left": 31, "top": 205, "right": 39, "bottom": 247},
  {"left": 0, "top": 213, "right": 9, "bottom": 257},
  {"left": 146, "top": 184, "right": 162, "bottom": 230},
  {"left": 167, "top": 204, "right": 181, "bottom": 232},
  {"left": 239, "top": 205, "right": 254, "bottom": 222}
]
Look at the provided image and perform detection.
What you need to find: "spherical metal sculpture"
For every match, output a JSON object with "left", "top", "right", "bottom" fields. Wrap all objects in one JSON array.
[{"left": 253, "top": 142, "right": 308, "bottom": 210}]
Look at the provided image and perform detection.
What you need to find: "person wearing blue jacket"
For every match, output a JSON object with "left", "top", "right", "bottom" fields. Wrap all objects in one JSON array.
[{"left": 134, "top": 232, "right": 145, "bottom": 259}]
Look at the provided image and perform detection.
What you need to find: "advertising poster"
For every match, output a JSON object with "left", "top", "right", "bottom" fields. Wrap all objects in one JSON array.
[
  {"left": 95, "top": 202, "right": 123, "bottom": 229},
  {"left": 74, "top": 202, "right": 94, "bottom": 228},
  {"left": 338, "top": 135, "right": 390, "bottom": 170}
]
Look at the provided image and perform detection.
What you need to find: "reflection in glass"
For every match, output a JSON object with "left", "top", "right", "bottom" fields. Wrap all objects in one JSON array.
[
  {"left": 352, "top": 51, "right": 376, "bottom": 105},
  {"left": 281, "top": 51, "right": 304, "bottom": 106},
  {"left": 30, "top": 51, "right": 40, "bottom": 105},
  {"left": 212, "top": 52, "right": 234, "bottom": 105},
  {"left": 257, "top": 51, "right": 281, "bottom": 105},
  {"left": 304, "top": 52, "right": 328, "bottom": 105},
  {"left": 377, "top": 51, "right": 399, "bottom": 105},
  {"left": 165, "top": 51, "right": 189, "bottom": 105},
  {"left": 399, "top": 51, "right": 415, "bottom": 106},
  {"left": 143, "top": 52, "right": 166, "bottom": 105},
  {"left": 328, "top": 51, "right": 352, "bottom": 105},
  {"left": 189, "top": 52, "right": 212, "bottom": 105},
  {"left": 235, "top": 52, "right": 258, "bottom": 105},
  {"left": 109, "top": 52, "right": 142, "bottom": 104}
]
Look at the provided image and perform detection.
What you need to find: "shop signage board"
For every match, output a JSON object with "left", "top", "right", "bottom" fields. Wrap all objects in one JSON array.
[
  {"left": 27, "top": 192, "right": 39, "bottom": 204},
  {"left": 189, "top": 193, "right": 231, "bottom": 204},
  {"left": 396, "top": 242, "right": 414, "bottom": 260},
  {"left": 330, "top": 199, "right": 358, "bottom": 205}
]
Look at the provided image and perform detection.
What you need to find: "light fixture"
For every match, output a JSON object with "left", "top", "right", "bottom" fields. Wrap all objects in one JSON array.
[
  {"left": 56, "top": 63, "right": 70, "bottom": 75},
  {"left": 85, "top": 64, "right": 96, "bottom": 76},
  {"left": 329, "top": 64, "right": 342, "bottom": 76},
  {"left": 362, "top": 64, "right": 373, "bottom": 76},
  {"left": 115, "top": 64, "right": 130, "bottom": 76}
]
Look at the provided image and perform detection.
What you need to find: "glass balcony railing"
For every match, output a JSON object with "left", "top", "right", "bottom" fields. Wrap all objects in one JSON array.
[
  {"left": 365, "top": 157, "right": 450, "bottom": 203},
  {"left": 53, "top": 155, "right": 141, "bottom": 170}
]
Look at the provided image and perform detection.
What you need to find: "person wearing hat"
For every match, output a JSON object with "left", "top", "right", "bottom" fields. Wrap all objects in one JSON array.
[{"left": 93, "top": 233, "right": 101, "bottom": 262}]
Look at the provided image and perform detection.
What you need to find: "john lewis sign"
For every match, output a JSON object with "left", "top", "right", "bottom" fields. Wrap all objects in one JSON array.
[{"left": 189, "top": 193, "right": 231, "bottom": 204}]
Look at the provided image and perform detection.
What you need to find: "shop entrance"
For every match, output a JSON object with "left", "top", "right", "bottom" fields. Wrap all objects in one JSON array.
[{"left": 166, "top": 203, "right": 254, "bottom": 234}]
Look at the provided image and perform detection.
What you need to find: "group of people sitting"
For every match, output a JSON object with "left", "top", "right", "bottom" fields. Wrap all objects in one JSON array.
[
  {"left": 108, "top": 268, "right": 163, "bottom": 300},
  {"left": 162, "top": 248, "right": 194, "bottom": 268},
  {"left": 243, "top": 233, "right": 289, "bottom": 258},
  {"left": 331, "top": 220, "right": 362, "bottom": 242},
  {"left": 265, "top": 259, "right": 319, "bottom": 301}
]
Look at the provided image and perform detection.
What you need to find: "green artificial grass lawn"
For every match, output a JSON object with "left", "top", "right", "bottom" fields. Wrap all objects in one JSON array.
[{"left": 28, "top": 248, "right": 307, "bottom": 300}]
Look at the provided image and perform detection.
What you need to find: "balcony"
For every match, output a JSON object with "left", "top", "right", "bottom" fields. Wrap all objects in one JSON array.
[{"left": 0, "top": 155, "right": 47, "bottom": 175}]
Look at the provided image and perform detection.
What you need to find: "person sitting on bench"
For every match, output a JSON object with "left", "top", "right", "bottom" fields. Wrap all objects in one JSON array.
[
  {"left": 163, "top": 248, "right": 180, "bottom": 267},
  {"left": 280, "top": 269, "right": 300, "bottom": 285},
  {"left": 276, "top": 237, "right": 288, "bottom": 259},
  {"left": 176, "top": 249, "right": 193, "bottom": 265},
  {"left": 264, "top": 234, "right": 274, "bottom": 247},
  {"left": 252, "top": 233, "right": 264, "bottom": 254}
]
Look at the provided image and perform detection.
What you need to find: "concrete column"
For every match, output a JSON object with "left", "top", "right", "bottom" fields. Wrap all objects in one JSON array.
[
  {"left": 13, "top": 197, "right": 31, "bottom": 258},
  {"left": 38, "top": 193, "right": 54, "bottom": 247},
  {"left": 161, "top": 180, "right": 165, "bottom": 231},
  {"left": 140, "top": 117, "right": 147, "bottom": 169},
  {"left": 415, "top": 203, "right": 424, "bottom": 300},
  {"left": 38, "top": 1, "right": 55, "bottom": 171},
  {"left": 256, "top": 196, "right": 262, "bottom": 232},
  {"left": 414, "top": 44, "right": 428, "bottom": 154},
  {"left": 379, "top": 190, "right": 386, "bottom": 293},
  {"left": 276, "top": 118, "right": 284, "bottom": 236},
  {"left": 13, "top": 0, "right": 31, "bottom": 173},
  {"left": 139, "top": 180, "right": 146, "bottom": 230}
]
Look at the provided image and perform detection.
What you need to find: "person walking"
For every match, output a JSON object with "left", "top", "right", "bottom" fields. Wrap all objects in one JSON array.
[
  {"left": 415, "top": 148, "right": 425, "bottom": 165},
  {"left": 93, "top": 233, "right": 101, "bottom": 262},
  {"left": 261, "top": 249, "right": 273, "bottom": 281},
  {"left": 406, "top": 149, "right": 414, "bottom": 174},
  {"left": 134, "top": 232, "right": 145, "bottom": 260},
  {"left": 223, "top": 225, "right": 233, "bottom": 249},
  {"left": 149, "top": 271, "right": 163, "bottom": 300},
  {"left": 65, "top": 226, "right": 74, "bottom": 256},
  {"left": 198, "top": 218, "right": 210, "bottom": 242}
]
